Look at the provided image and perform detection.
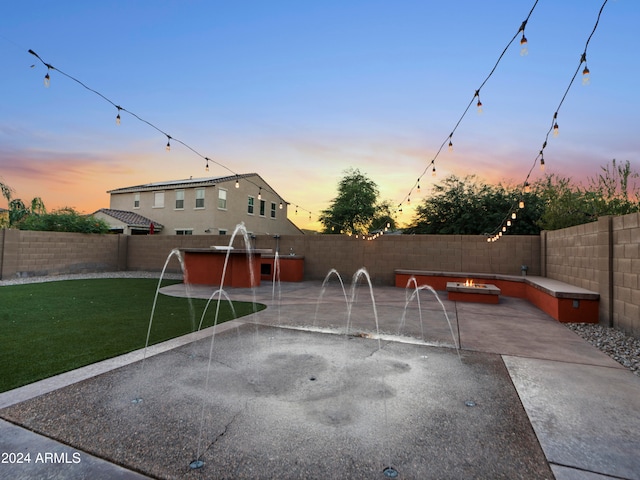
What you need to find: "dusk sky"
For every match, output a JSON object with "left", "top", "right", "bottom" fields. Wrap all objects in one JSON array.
[{"left": 1, "top": 0, "right": 637, "bottom": 230}]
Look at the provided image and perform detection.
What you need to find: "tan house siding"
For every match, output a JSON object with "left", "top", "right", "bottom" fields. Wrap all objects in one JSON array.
[{"left": 107, "top": 174, "right": 302, "bottom": 236}]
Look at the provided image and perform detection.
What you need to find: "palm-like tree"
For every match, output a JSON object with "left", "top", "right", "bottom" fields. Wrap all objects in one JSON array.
[{"left": 0, "top": 180, "right": 45, "bottom": 228}]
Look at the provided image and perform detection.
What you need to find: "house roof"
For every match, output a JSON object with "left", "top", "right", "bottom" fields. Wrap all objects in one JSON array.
[
  {"left": 94, "top": 208, "right": 164, "bottom": 230},
  {"left": 107, "top": 173, "right": 259, "bottom": 194}
]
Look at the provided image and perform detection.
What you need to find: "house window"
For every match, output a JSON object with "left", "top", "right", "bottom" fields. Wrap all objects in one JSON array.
[
  {"left": 153, "top": 191, "right": 164, "bottom": 208},
  {"left": 247, "top": 196, "right": 254, "bottom": 214},
  {"left": 176, "top": 229, "right": 193, "bottom": 235},
  {"left": 270, "top": 202, "right": 276, "bottom": 219},
  {"left": 134, "top": 193, "right": 140, "bottom": 209},
  {"left": 175, "top": 190, "right": 184, "bottom": 209},
  {"left": 218, "top": 189, "right": 227, "bottom": 209},
  {"left": 259, "top": 199, "right": 266, "bottom": 216},
  {"left": 195, "top": 188, "right": 205, "bottom": 208}
]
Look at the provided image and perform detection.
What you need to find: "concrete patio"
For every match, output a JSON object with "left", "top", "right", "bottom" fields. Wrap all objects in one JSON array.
[{"left": 0, "top": 280, "right": 638, "bottom": 479}]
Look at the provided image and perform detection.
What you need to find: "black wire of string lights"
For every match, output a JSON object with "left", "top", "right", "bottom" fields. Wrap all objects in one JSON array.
[
  {"left": 26, "top": 49, "right": 316, "bottom": 224},
  {"left": 485, "top": 0, "right": 609, "bottom": 242},
  {"left": 397, "top": 0, "right": 540, "bottom": 214}
]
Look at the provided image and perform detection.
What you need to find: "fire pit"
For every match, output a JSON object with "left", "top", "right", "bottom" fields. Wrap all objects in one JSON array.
[{"left": 446, "top": 281, "right": 501, "bottom": 304}]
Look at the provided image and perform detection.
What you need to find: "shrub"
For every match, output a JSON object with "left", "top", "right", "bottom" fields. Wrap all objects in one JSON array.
[{"left": 18, "top": 207, "right": 111, "bottom": 233}]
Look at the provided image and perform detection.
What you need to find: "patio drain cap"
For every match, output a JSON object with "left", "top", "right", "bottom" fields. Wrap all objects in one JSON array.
[
  {"left": 383, "top": 467, "right": 399, "bottom": 478},
  {"left": 189, "top": 460, "right": 204, "bottom": 469}
]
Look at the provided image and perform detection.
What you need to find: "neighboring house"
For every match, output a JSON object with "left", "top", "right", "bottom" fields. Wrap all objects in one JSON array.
[
  {"left": 102, "top": 173, "right": 303, "bottom": 236},
  {"left": 92, "top": 209, "right": 163, "bottom": 235}
]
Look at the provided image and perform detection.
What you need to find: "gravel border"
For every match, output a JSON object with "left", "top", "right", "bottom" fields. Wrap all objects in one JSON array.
[{"left": 566, "top": 323, "right": 640, "bottom": 377}]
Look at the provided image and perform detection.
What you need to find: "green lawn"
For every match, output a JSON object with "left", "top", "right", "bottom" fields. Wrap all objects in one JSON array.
[{"left": 0, "top": 278, "right": 265, "bottom": 393}]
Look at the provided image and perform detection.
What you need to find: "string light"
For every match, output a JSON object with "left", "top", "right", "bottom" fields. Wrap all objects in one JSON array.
[
  {"left": 485, "top": 0, "right": 608, "bottom": 242},
  {"left": 582, "top": 52, "right": 591, "bottom": 85},
  {"left": 520, "top": 34, "right": 528, "bottom": 56},
  {"left": 258, "top": 187, "right": 262, "bottom": 200},
  {"left": 43, "top": 68, "right": 51, "bottom": 88},
  {"left": 396, "top": 0, "right": 539, "bottom": 214},
  {"left": 511, "top": 212, "right": 516, "bottom": 220},
  {"left": 519, "top": 19, "right": 529, "bottom": 56},
  {"left": 432, "top": 165, "right": 436, "bottom": 177},
  {"left": 25, "top": 49, "right": 318, "bottom": 226},
  {"left": 475, "top": 90, "right": 483, "bottom": 114}
]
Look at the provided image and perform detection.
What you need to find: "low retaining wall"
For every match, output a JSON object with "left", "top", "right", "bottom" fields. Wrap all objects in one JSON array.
[{"left": 395, "top": 270, "right": 600, "bottom": 324}]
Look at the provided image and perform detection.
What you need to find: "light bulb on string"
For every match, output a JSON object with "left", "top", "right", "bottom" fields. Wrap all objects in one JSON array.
[
  {"left": 519, "top": 34, "right": 528, "bottom": 56},
  {"left": 279, "top": 201, "right": 283, "bottom": 210},
  {"left": 552, "top": 112, "right": 559, "bottom": 137},
  {"left": 524, "top": 182, "right": 531, "bottom": 194},
  {"left": 165, "top": 136, "right": 171, "bottom": 152},
  {"left": 519, "top": 200, "right": 525, "bottom": 209},
  {"left": 235, "top": 177, "right": 240, "bottom": 188},
  {"left": 507, "top": 220, "right": 511, "bottom": 227},
  {"left": 417, "top": 179, "right": 421, "bottom": 192},
  {"left": 582, "top": 65, "right": 590, "bottom": 86},
  {"left": 205, "top": 158, "right": 210, "bottom": 172},
  {"left": 258, "top": 187, "right": 262, "bottom": 200},
  {"left": 432, "top": 165, "right": 436, "bottom": 177},
  {"left": 476, "top": 98, "right": 483, "bottom": 114},
  {"left": 43, "top": 69, "right": 51, "bottom": 88},
  {"left": 115, "top": 106, "right": 122, "bottom": 126},
  {"left": 511, "top": 212, "right": 516, "bottom": 220},
  {"left": 448, "top": 133, "right": 453, "bottom": 152},
  {"left": 540, "top": 156, "right": 545, "bottom": 171}
]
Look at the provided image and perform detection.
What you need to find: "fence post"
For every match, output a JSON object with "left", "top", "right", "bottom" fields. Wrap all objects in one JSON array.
[{"left": 597, "top": 216, "right": 613, "bottom": 327}]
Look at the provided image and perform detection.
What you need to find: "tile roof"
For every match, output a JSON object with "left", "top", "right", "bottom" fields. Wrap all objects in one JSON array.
[{"left": 94, "top": 209, "right": 163, "bottom": 230}]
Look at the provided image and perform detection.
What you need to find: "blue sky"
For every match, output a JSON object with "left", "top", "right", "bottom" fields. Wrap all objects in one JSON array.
[{"left": 1, "top": 0, "right": 637, "bottom": 229}]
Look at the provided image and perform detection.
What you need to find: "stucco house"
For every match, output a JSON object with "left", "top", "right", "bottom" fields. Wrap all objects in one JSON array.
[{"left": 95, "top": 173, "right": 303, "bottom": 236}]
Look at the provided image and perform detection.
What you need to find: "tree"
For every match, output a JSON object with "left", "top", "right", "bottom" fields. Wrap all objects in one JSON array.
[
  {"left": 587, "top": 159, "right": 639, "bottom": 216},
  {"left": 0, "top": 179, "right": 46, "bottom": 228},
  {"left": 535, "top": 160, "right": 640, "bottom": 231},
  {"left": 405, "top": 175, "right": 542, "bottom": 235},
  {"left": 319, "top": 168, "right": 395, "bottom": 234},
  {"left": 369, "top": 199, "right": 398, "bottom": 233}
]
